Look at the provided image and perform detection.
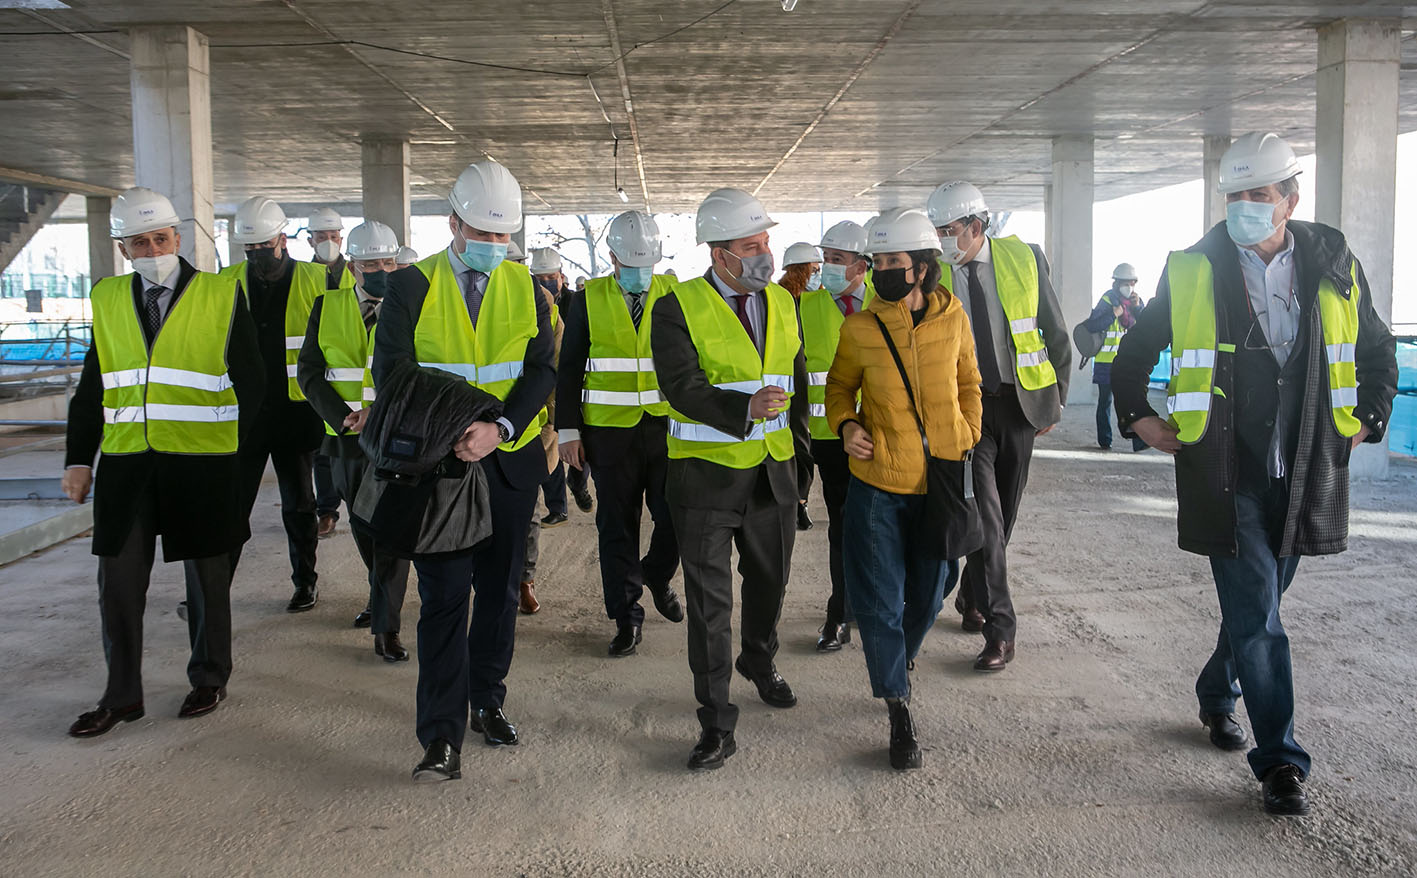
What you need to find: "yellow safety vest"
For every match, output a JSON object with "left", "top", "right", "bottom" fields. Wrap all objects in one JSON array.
[
  {"left": 321, "top": 261, "right": 354, "bottom": 291},
  {"left": 581, "top": 274, "right": 673, "bottom": 428},
  {"left": 223, "top": 259, "right": 326, "bottom": 401},
  {"left": 315, "top": 286, "right": 376, "bottom": 436},
  {"left": 665, "top": 278, "right": 800, "bottom": 469},
  {"left": 1165, "top": 251, "right": 1361, "bottom": 444},
  {"left": 800, "top": 284, "right": 875, "bottom": 440},
  {"left": 91, "top": 272, "right": 241, "bottom": 455},
  {"left": 1095, "top": 314, "right": 1124, "bottom": 364},
  {"left": 987, "top": 236, "right": 1057, "bottom": 391},
  {"left": 411, "top": 251, "right": 547, "bottom": 452}
]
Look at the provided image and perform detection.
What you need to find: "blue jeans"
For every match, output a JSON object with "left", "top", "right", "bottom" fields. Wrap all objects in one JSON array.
[
  {"left": 1195, "top": 489, "right": 1309, "bottom": 779},
  {"left": 1096, "top": 383, "right": 1146, "bottom": 451},
  {"left": 843, "top": 476, "right": 958, "bottom": 699}
]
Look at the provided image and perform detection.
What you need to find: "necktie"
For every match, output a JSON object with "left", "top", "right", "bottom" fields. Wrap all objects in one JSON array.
[
  {"left": 732, "top": 293, "right": 755, "bottom": 346},
  {"left": 840, "top": 294, "right": 855, "bottom": 316},
  {"left": 966, "top": 262, "right": 1002, "bottom": 393},
  {"left": 144, "top": 286, "right": 165, "bottom": 342},
  {"left": 628, "top": 292, "right": 644, "bottom": 329},
  {"left": 463, "top": 271, "right": 486, "bottom": 327}
]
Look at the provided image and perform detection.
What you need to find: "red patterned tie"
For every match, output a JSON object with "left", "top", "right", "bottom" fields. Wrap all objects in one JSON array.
[
  {"left": 732, "top": 293, "right": 755, "bottom": 345},
  {"left": 841, "top": 295, "right": 855, "bottom": 316}
]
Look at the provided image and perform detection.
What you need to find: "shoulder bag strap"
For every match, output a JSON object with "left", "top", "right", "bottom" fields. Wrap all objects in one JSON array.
[{"left": 872, "top": 314, "right": 929, "bottom": 455}]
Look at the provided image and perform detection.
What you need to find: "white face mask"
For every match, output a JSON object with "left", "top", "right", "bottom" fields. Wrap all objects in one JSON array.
[
  {"left": 313, "top": 240, "right": 340, "bottom": 263},
  {"left": 939, "top": 235, "right": 967, "bottom": 265},
  {"left": 131, "top": 253, "right": 179, "bottom": 286}
]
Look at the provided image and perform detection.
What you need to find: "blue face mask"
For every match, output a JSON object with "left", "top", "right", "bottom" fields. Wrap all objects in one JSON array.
[
  {"left": 458, "top": 237, "right": 508, "bottom": 273},
  {"left": 805, "top": 270, "right": 822, "bottom": 291},
  {"left": 820, "top": 263, "right": 851, "bottom": 295},
  {"left": 618, "top": 265, "right": 653, "bottom": 294},
  {"left": 1226, "top": 199, "right": 1282, "bottom": 247}
]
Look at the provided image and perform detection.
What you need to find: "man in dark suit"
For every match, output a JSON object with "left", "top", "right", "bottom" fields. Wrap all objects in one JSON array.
[
  {"left": 372, "top": 160, "right": 556, "bottom": 782},
  {"left": 927, "top": 180, "right": 1072, "bottom": 672},
  {"left": 63, "top": 188, "right": 264, "bottom": 736},
  {"left": 651, "top": 188, "right": 810, "bottom": 771}
]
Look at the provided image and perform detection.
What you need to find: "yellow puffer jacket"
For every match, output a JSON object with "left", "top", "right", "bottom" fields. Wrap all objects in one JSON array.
[{"left": 825, "top": 287, "right": 983, "bottom": 495}]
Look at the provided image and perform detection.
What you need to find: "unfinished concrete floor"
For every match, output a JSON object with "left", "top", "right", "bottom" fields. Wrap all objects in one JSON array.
[{"left": 1, "top": 403, "right": 1415, "bottom": 877}]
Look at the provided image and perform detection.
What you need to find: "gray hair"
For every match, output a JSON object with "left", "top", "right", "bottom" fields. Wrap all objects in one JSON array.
[{"left": 1276, "top": 175, "right": 1300, "bottom": 200}]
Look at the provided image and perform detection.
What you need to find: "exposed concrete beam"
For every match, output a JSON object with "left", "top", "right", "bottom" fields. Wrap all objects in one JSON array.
[
  {"left": 0, "top": 167, "right": 120, "bottom": 199},
  {"left": 599, "top": 0, "right": 651, "bottom": 211},
  {"left": 85, "top": 196, "right": 120, "bottom": 280},
  {"left": 1201, "top": 135, "right": 1230, "bottom": 234},
  {"left": 1050, "top": 135, "right": 1095, "bottom": 407},
  {"left": 361, "top": 138, "right": 411, "bottom": 246}
]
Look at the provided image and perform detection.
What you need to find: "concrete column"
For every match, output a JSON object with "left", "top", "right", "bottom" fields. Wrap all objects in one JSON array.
[
  {"left": 85, "top": 196, "right": 120, "bottom": 280},
  {"left": 361, "top": 138, "right": 410, "bottom": 245},
  {"left": 129, "top": 26, "right": 215, "bottom": 271},
  {"left": 1043, "top": 181, "right": 1056, "bottom": 267},
  {"left": 1316, "top": 18, "right": 1400, "bottom": 478},
  {"left": 1201, "top": 135, "right": 1231, "bottom": 234},
  {"left": 222, "top": 216, "right": 245, "bottom": 268},
  {"left": 1050, "top": 135, "right": 1094, "bottom": 406}
]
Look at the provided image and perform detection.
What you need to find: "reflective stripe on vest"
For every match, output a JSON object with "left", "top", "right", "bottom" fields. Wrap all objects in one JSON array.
[
  {"left": 91, "top": 271, "right": 241, "bottom": 455},
  {"left": 224, "top": 259, "right": 325, "bottom": 401},
  {"left": 799, "top": 284, "right": 874, "bottom": 440},
  {"left": 1317, "top": 267, "right": 1362, "bottom": 436},
  {"left": 581, "top": 274, "right": 674, "bottom": 427},
  {"left": 315, "top": 287, "right": 377, "bottom": 436},
  {"left": 988, "top": 236, "right": 1057, "bottom": 391},
  {"left": 411, "top": 252, "right": 546, "bottom": 451},
  {"left": 665, "top": 278, "right": 800, "bottom": 469},
  {"left": 1094, "top": 317, "right": 1125, "bottom": 364}
]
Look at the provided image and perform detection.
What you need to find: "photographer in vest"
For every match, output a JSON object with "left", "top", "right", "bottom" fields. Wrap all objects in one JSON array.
[
  {"left": 556, "top": 210, "right": 684, "bottom": 657},
  {"left": 305, "top": 206, "right": 354, "bottom": 541},
  {"left": 1084, "top": 263, "right": 1147, "bottom": 451},
  {"left": 800, "top": 220, "right": 874, "bottom": 652},
  {"left": 1113, "top": 132, "right": 1396, "bottom": 816},
  {"left": 372, "top": 160, "right": 556, "bottom": 782},
  {"left": 296, "top": 220, "right": 411, "bottom": 662},
  {"left": 63, "top": 187, "right": 264, "bottom": 736},
  {"left": 224, "top": 196, "right": 328, "bottom": 613},
  {"left": 651, "top": 188, "right": 810, "bottom": 771},
  {"left": 927, "top": 181, "right": 1071, "bottom": 671}
]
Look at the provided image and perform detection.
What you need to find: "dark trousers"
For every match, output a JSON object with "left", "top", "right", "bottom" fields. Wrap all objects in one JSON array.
[
  {"left": 542, "top": 459, "right": 568, "bottom": 516},
  {"left": 1195, "top": 488, "right": 1309, "bottom": 779},
  {"left": 331, "top": 454, "right": 409, "bottom": 634},
  {"left": 588, "top": 428, "right": 679, "bottom": 627},
  {"left": 812, "top": 437, "right": 852, "bottom": 626},
  {"left": 1096, "top": 383, "right": 1147, "bottom": 451},
  {"left": 314, "top": 452, "right": 341, "bottom": 519},
  {"left": 413, "top": 457, "right": 537, "bottom": 751},
  {"left": 961, "top": 385, "right": 1035, "bottom": 643},
  {"left": 671, "top": 469, "right": 795, "bottom": 733},
  {"left": 229, "top": 433, "right": 318, "bottom": 589},
  {"left": 97, "top": 486, "right": 233, "bottom": 708}
]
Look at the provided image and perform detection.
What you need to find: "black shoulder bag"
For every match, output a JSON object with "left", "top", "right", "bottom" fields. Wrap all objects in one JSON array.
[{"left": 872, "top": 315, "right": 984, "bottom": 560}]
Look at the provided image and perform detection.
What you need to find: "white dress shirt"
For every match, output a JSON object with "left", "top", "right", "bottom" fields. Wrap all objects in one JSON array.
[{"left": 952, "top": 240, "right": 1017, "bottom": 384}]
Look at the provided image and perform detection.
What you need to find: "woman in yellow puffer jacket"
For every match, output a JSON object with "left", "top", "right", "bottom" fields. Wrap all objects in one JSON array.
[{"left": 825, "top": 207, "right": 982, "bottom": 771}]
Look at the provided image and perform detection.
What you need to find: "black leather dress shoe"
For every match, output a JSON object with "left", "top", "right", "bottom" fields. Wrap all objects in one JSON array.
[
  {"left": 687, "top": 728, "right": 737, "bottom": 771},
  {"left": 647, "top": 582, "right": 684, "bottom": 623},
  {"left": 1199, "top": 709, "right": 1249, "bottom": 752},
  {"left": 817, "top": 622, "right": 849, "bottom": 652},
  {"left": 973, "top": 639, "right": 1014, "bottom": 672},
  {"left": 286, "top": 585, "right": 318, "bottom": 613},
  {"left": 178, "top": 686, "right": 226, "bottom": 718},
  {"left": 413, "top": 738, "right": 461, "bottom": 782},
  {"left": 68, "top": 703, "right": 144, "bottom": 738},
  {"left": 573, "top": 486, "right": 594, "bottom": 512},
  {"left": 374, "top": 632, "right": 409, "bottom": 662},
  {"left": 796, "top": 502, "right": 813, "bottom": 530},
  {"left": 887, "top": 699, "right": 922, "bottom": 770},
  {"left": 1261, "top": 764, "right": 1310, "bottom": 816},
  {"left": 470, "top": 708, "right": 519, "bottom": 746},
  {"left": 960, "top": 608, "right": 985, "bottom": 632},
  {"left": 734, "top": 656, "right": 797, "bottom": 708},
  {"left": 609, "top": 624, "right": 642, "bottom": 657},
  {"left": 540, "top": 510, "right": 568, "bottom": 528},
  {"left": 353, "top": 605, "right": 372, "bottom": 628}
]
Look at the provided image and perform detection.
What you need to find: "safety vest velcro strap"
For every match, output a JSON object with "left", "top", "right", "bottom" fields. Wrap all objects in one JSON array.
[
  {"left": 325, "top": 368, "right": 365, "bottom": 382},
  {"left": 807, "top": 371, "right": 829, "bottom": 386},
  {"left": 145, "top": 403, "right": 240, "bottom": 423},
  {"left": 1009, "top": 317, "right": 1037, "bottom": 334},
  {"left": 1166, "top": 392, "right": 1212, "bottom": 414},
  {"left": 1016, "top": 349, "right": 1048, "bottom": 369},
  {"left": 1325, "top": 343, "right": 1356, "bottom": 364},
  {"left": 147, "top": 366, "right": 234, "bottom": 393},
  {"left": 362, "top": 387, "right": 376, "bottom": 401},
  {"left": 1331, "top": 387, "right": 1358, "bottom": 408},
  {"left": 588, "top": 356, "right": 655, "bottom": 372},
  {"left": 103, "top": 406, "right": 146, "bottom": 423},
  {"left": 808, "top": 403, "right": 826, "bottom": 417},
  {"left": 285, "top": 336, "right": 305, "bottom": 350},
  {"left": 101, "top": 368, "right": 146, "bottom": 390}
]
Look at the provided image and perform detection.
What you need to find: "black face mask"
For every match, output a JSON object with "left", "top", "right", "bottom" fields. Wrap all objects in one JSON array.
[
  {"left": 246, "top": 246, "right": 287, "bottom": 283},
  {"left": 872, "top": 266, "right": 916, "bottom": 302},
  {"left": 361, "top": 270, "right": 388, "bottom": 299}
]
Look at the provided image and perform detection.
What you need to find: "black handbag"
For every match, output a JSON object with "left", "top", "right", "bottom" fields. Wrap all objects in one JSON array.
[{"left": 872, "top": 315, "right": 984, "bottom": 560}]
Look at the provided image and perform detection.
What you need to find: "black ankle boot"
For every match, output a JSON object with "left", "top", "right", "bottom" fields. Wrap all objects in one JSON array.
[{"left": 886, "top": 697, "right": 922, "bottom": 770}]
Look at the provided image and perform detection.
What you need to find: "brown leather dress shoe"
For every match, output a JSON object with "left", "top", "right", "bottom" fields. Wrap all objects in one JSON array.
[
  {"left": 960, "top": 608, "right": 985, "bottom": 632},
  {"left": 68, "top": 703, "right": 144, "bottom": 738},
  {"left": 973, "top": 640, "right": 1015, "bottom": 672},
  {"left": 178, "top": 686, "right": 226, "bottom": 718},
  {"left": 518, "top": 581, "right": 540, "bottom": 615},
  {"left": 317, "top": 513, "right": 337, "bottom": 539}
]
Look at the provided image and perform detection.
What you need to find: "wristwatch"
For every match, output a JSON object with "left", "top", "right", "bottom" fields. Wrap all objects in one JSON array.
[{"left": 496, "top": 421, "right": 512, "bottom": 443}]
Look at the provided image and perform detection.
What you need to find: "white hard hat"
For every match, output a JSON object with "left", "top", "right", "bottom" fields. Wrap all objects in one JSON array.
[
  {"left": 507, "top": 240, "right": 525, "bottom": 262},
  {"left": 529, "top": 247, "right": 562, "bottom": 274},
  {"left": 783, "top": 242, "right": 823, "bottom": 267},
  {"left": 926, "top": 181, "right": 989, "bottom": 228},
  {"left": 606, "top": 210, "right": 662, "bottom": 267},
  {"left": 345, "top": 220, "right": 399, "bottom": 261},
  {"left": 448, "top": 159, "right": 523, "bottom": 234},
  {"left": 109, "top": 187, "right": 180, "bottom": 239},
  {"left": 820, "top": 220, "right": 868, "bottom": 255},
  {"left": 1112, "top": 262, "right": 1139, "bottom": 282},
  {"left": 396, "top": 246, "right": 419, "bottom": 265},
  {"left": 307, "top": 207, "right": 343, "bottom": 232},
  {"left": 232, "top": 196, "right": 288, "bottom": 244},
  {"left": 864, "top": 207, "right": 943, "bottom": 256},
  {"left": 695, "top": 188, "right": 776, "bottom": 245},
  {"left": 1217, "top": 132, "right": 1301, "bottom": 194}
]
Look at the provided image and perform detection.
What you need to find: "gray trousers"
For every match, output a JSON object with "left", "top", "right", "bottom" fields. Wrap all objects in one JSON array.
[
  {"left": 670, "top": 469, "right": 795, "bottom": 733},
  {"left": 97, "top": 492, "right": 232, "bottom": 708},
  {"left": 332, "top": 453, "right": 409, "bottom": 634}
]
